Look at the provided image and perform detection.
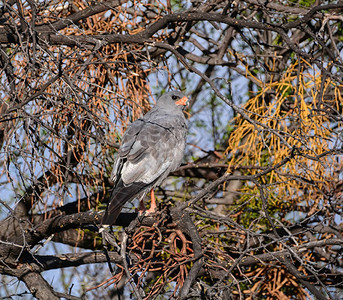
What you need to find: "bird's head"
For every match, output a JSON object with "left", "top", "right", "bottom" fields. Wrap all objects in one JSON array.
[{"left": 156, "top": 91, "right": 189, "bottom": 111}]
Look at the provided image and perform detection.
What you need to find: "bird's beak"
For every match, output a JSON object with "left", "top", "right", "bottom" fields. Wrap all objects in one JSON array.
[{"left": 175, "top": 96, "right": 188, "bottom": 106}]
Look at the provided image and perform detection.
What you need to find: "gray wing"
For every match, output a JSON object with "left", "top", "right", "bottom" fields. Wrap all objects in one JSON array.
[
  {"left": 110, "top": 119, "right": 145, "bottom": 184},
  {"left": 103, "top": 119, "right": 147, "bottom": 225}
]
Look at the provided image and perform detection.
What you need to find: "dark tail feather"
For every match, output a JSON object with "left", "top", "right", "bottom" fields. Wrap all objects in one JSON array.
[{"left": 102, "top": 181, "right": 147, "bottom": 225}]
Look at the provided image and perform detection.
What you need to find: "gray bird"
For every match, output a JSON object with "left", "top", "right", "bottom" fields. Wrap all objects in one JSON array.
[{"left": 102, "top": 91, "right": 188, "bottom": 225}]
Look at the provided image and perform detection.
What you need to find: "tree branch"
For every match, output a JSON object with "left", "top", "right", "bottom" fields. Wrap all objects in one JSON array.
[
  {"left": 30, "top": 251, "right": 123, "bottom": 271},
  {"left": 20, "top": 271, "right": 60, "bottom": 300}
]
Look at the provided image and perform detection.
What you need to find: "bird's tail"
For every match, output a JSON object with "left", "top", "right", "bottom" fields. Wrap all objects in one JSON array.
[{"left": 101, "top": 181, "right": 147, "bottom": 225}]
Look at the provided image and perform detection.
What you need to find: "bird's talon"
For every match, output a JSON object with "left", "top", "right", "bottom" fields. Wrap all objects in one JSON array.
[{"left": 145, "top": 207, "right": 157, "bottom": 215}]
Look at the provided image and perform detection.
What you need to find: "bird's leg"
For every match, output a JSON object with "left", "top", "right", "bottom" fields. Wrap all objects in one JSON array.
[
  {"left": 137, "top": 189, "right": 157, "bottom": 216},
  {"left": 146, "top": 189, "right": 157, "bottom": 213}
]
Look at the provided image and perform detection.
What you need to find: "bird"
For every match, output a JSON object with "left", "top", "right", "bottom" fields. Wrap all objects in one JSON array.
[{"left": 101, "top": 91, "right": 188, "bottom": 225}]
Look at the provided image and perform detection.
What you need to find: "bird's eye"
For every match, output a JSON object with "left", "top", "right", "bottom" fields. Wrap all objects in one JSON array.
[{"left": 172, "top": 95, "right": 178, "bottom": 100}]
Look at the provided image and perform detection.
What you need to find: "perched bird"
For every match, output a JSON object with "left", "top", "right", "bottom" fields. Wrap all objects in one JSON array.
[{"left": 102, "top": 91, "right": 188, "bottom": 225}]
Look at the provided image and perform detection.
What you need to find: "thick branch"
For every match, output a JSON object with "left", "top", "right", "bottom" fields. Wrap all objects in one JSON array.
[
  {"left": 1, "top": 4, "right": 343, "bottom": 53},
  {"left": 239, "top": 239, "right": 343, "bottom": 266},
  {"left": 20, "top": 271, "right": 59, "bottom": 300},
  {"left": 30, "top": 251, "right": 123, "bottom": 271},
  {"left": 37, "top": 0, "right": 129, "bottom": 32}
]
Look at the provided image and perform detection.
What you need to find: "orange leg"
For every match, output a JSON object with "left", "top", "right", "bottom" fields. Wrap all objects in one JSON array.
[
  {"left": 146, "top": 189, "right": 157, "bottom": 213},
  {"left": 138, "top": 189, "right": 157, "bottom": 215}
]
